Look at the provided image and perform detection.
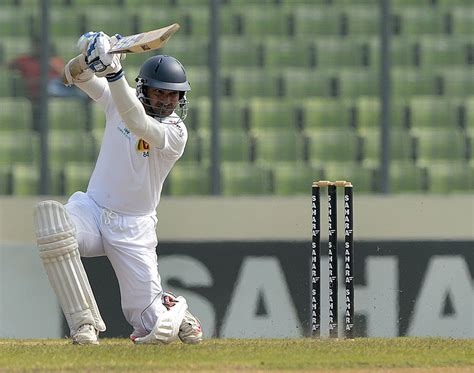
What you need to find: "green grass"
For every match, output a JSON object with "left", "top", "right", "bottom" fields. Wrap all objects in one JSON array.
[{"left": 0, "top": 338, "right": 473, "bottom": 372}]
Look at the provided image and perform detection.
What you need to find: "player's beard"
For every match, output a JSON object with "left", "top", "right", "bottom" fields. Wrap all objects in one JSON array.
[{"left": 142, "top": 99, "right": 177, "bottom": 118}]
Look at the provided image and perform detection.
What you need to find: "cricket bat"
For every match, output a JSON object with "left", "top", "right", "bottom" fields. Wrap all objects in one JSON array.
[
  {"left": 62, "top": 23, "right": 180, "bottom": 85},
  {"left": 109, "top": 23, "right": 180, "bottom": 54}
]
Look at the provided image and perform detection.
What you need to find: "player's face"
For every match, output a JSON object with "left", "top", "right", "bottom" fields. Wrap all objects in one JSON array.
[{"left": 147, "top": 87, "right": 180, "bottom": 117}]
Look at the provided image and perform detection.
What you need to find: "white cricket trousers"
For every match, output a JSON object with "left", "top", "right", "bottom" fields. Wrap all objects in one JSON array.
[{"left": 65, "top": 191, "right": 166, "bottom": 337}]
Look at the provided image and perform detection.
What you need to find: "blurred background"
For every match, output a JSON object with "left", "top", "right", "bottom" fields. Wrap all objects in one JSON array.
[
  {"left": 0, "top": 0, "right": 473, "bottom": 339},
  {"left": 1, "top": 0, "right": 473, "bottom": 197}
]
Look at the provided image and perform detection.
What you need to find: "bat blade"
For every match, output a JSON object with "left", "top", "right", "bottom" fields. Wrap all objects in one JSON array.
[{"left": 109, "top": 23, "right": 180, "bottom": 54}]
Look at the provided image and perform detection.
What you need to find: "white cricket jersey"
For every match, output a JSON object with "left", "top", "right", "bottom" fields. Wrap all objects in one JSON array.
[{"left": 86, "top": 86, "right": 187, "bottom": 215}]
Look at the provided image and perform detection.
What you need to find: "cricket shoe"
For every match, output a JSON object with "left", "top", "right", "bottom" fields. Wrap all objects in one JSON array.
[
  {"left": 163, "top": 292, "right": 203, "bottom": 344},
  {"left": 72, "top": 324, "right": 99, "bottom": 345}
]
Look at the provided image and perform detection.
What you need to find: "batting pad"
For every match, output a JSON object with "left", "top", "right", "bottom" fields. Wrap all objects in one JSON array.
[{"left": 34, "top": 200, "right": 106, "bottom": 335}]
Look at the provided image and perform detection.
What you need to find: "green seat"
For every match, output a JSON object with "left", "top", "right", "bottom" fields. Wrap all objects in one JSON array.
[
  {"left": 253, "top": 129, "right": 305, "bottom": 163},
  {"left": 344, "top": 6, "right": 380, "bottom": 36},
  {"left": 0, "top": 7, "right": 36, "bottom": 37},
  {"left": 167, "top": 162, "right": 210, "bottom": 196},
  {"left": 419, "top": 36, "right": 470, "bottom": 67},
  {"left": 0, "top": 97, "right": 32, "bottom": 130},
  {"left": 186, "top": 67, "right": 210, "bottom": 98},
  {"left": 0, "top": 130, "right": 39, "bottom": 166},
  {"left": 441, "top": 67, "right": 474, "bottom": 97},
  {"left": 219, "top": 129, "right": 254, "bottom": 162},
  {"left": 62, "top": 162, "right": 94, "bottom": 196},
  {"left": 238, "top": 6, "right": 292, "bottom": 36},
  {"left": 0, "top": 69, "right": 26, "bottom": 97},
  {"left": 398, "top": 7, "right": 448, "bottom": 35},
  {"left": 426, "top": 161, "right": 474, "bottom": 193},
  {"left": 50, "top": 8, "right": 86, "bottom": 37},
  {"left": 49, "top": 98, "right": 88, "bottom": 130},
  {"left": 387, "top": 161, "right": 428, "bottom": 193},
  {"left": 139, "top": 8, "right": 188, "bottom": 36},
  {"left": 409, "top": 96, "right": 462, "bottom": 129},
  {"left": 337, "top": 69, "right": 378, "bottom": 98},
  {"left": 413, "top": 128, "right": 468, "bottom": 163},
  {"left": 248, "top": 98, "right": 297, "bottom": 131},
  {"left": 1, "top": 37, "right": 33, "bottom": 66},
  {"left": 306, "top": 129, "right": 361, "bottom": 163},
  {"left": 48, "top": 130, "right": 97, "bottom": 167},
  {"left": 452, "top": 6, "right": 474, "bottom": 34},
  {"left": 83, "top": 7, "right": 135, "bottom": 36},
  {"left": 221, "top": 37, "right": 264, "bottom": 68},
  {"left": 264, "top": 38, "right": 314, "bottom": 68},
  {"left": 293, "top": 5, "right": 343, "bottom": 37},
  {"left": 221, "top": 162, "right": 273, "bottom": 195},
  {"left": 185, "top": 97, "right": 210, "bottom": 132},
  {"left": 323, "top": 161, "right": 376, "bottom": 193},
  {"left": 220, "top": 98, "right": 248, "bottom": 130},
  {"left": 223, "top": 68, "right": 282, "bottom": 97},
  {"left": 273, "top": 162, "right": 324, "bottom": 196},
  {"left": 355, "top": 96, "right": 408, "bottom": 130},
  {"left": 161, "top": 36, "right": 208, "bottom": 67},
  {"left": 360, "top": 128, "right": 415, "bottom": 165},
  {"left": 10, "top": 164, "right": 38, "bottom": 195},
  {"left": 301, "top": 98, "right": 352, "bottom": 131},
  {"left": 315, "top": 37, "right": 369, "bottom": 68},
  {"left": 369, "top": 36, "right": 418, "bottom": 68},
  {"left": 392, "top": 67, "right": 441, "bottom": 97},
  {"left": 282, "top": 68, "right": 336, "bottom": 98},
  {"left": 179, "top": 130, "right": 206, "bottom": 164}
]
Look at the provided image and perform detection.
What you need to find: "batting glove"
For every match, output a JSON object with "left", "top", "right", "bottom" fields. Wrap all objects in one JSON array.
[{"left": 77, "top": 31, "right": 125, "bottom": 81}]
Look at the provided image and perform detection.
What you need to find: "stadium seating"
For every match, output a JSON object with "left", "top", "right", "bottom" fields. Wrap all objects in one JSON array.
[
  {"left": 355, "top": 96, "right": 408, "bottom": 130},
  {"left": 323, "top": 161, "right": 377, "bottom": 193},
  {"left": 0, "top": 97, "right": 32, "bottom": 130},
  {"left": 293, "top": 5, "right": 344, "bottom": 37},
  {"left": 248, "top": 98, "right": 297, "bottom": 132},
  {"left": 61, "top": 162, "right": 93, "bottom": 196},
  {"left": 306, "top": 129, "right": 361, "bottom": 163},
  {"left": 397, "top": 6, "right": 449, "bottom": 35},
  {"left": 440, "top": 67, "right": 474, "bottom": 97},
  {"left": 167, "top": 162, "right": 211, "bottom": 196},
  {"left": 272, "top": 162, "right": 324, "bottom": 196},
  {"left": 451, "top": 6, "right": 474, "bottom": 35},
  {"left": 282, "top": 68, "right": 336, "bottom": 98},
  {"left": 408, "top": 96, "right": 462, "bottom": 129},
  {"left": 0, "top": 7, "right": 36, "bottom": 37},
  {"left": 314, "top": 37, "right": 369, "bottom": 68},
  {"left": 48, "top": 98, "right": 88, "bottom": 130},
  {"left": 48, "top": 130, "right": 97, "bottom": 167},
  {"left": 418, "top": 36, "right": 471, "bottom": 67},
  {"left": 253, "top": 129, "right": 306, "bottom": 163},
  {"left": 387, "top": 161, "right": 428, "bottom": 192},
  {"left": 412, "top": 128, "right": 468, "bottom": 163},
  {"left": 0, "top": 166, "right": 11, "bottom": 195},
  {"left": 425, "top": 161, "right": 474, "bottom": 193},
  {"left": 220, "top": 37, "right": 264, "bottom": 68},
  {"left": 337, "top": 69, "right": 379, "bottom": 98},
  {"left": 221, "top": 162, "right": 273, "bottom": 195},
  {"left": 301, "top": 98, "right": 353, "bottom": 131},
  {"left": 263, "top": 38, "right": 315, "bottom": 68},
  {"left": 222, "top": 68, "right": 282, "bottom": 98},
  {"left": 0, "top": 130, "right": 39, "bottom": 166},
  {"left": 360, "top": 128, "right": 415, "bottom": 165},
  {"left": 391, "top": 67, "right": 441, "bottom": 97}
]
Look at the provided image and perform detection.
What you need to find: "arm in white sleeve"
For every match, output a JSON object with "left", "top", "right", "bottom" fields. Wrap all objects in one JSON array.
[
  {"left": 76, "top": 76, "right": 108, "bottom": 101},
  {"left": 108, "top": 76, "right": 166, "bottom": 148}
]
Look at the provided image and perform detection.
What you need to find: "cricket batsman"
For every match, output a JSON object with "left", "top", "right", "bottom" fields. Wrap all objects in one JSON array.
[{"left": 33, "top": 31, "right": 202, "bottom": 345}]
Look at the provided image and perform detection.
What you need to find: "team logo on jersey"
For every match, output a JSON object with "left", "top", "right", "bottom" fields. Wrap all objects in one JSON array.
[{"left": 137, "top": 138, "right": 150, "bottom": 157}]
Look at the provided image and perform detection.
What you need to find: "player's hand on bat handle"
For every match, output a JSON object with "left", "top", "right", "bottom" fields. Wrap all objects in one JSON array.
[{"left": 79, "top": 31, "right": 125, "bottom": 80}]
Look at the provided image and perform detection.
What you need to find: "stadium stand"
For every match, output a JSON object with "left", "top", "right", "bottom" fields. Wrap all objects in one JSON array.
[{"left": 0, "top": 0, "right": 473, "bottom": 196}]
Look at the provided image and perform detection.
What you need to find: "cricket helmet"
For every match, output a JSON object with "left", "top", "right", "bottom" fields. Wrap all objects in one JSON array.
[{"left": 136, "top": 55, "right": 190, "bottom": 120}]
